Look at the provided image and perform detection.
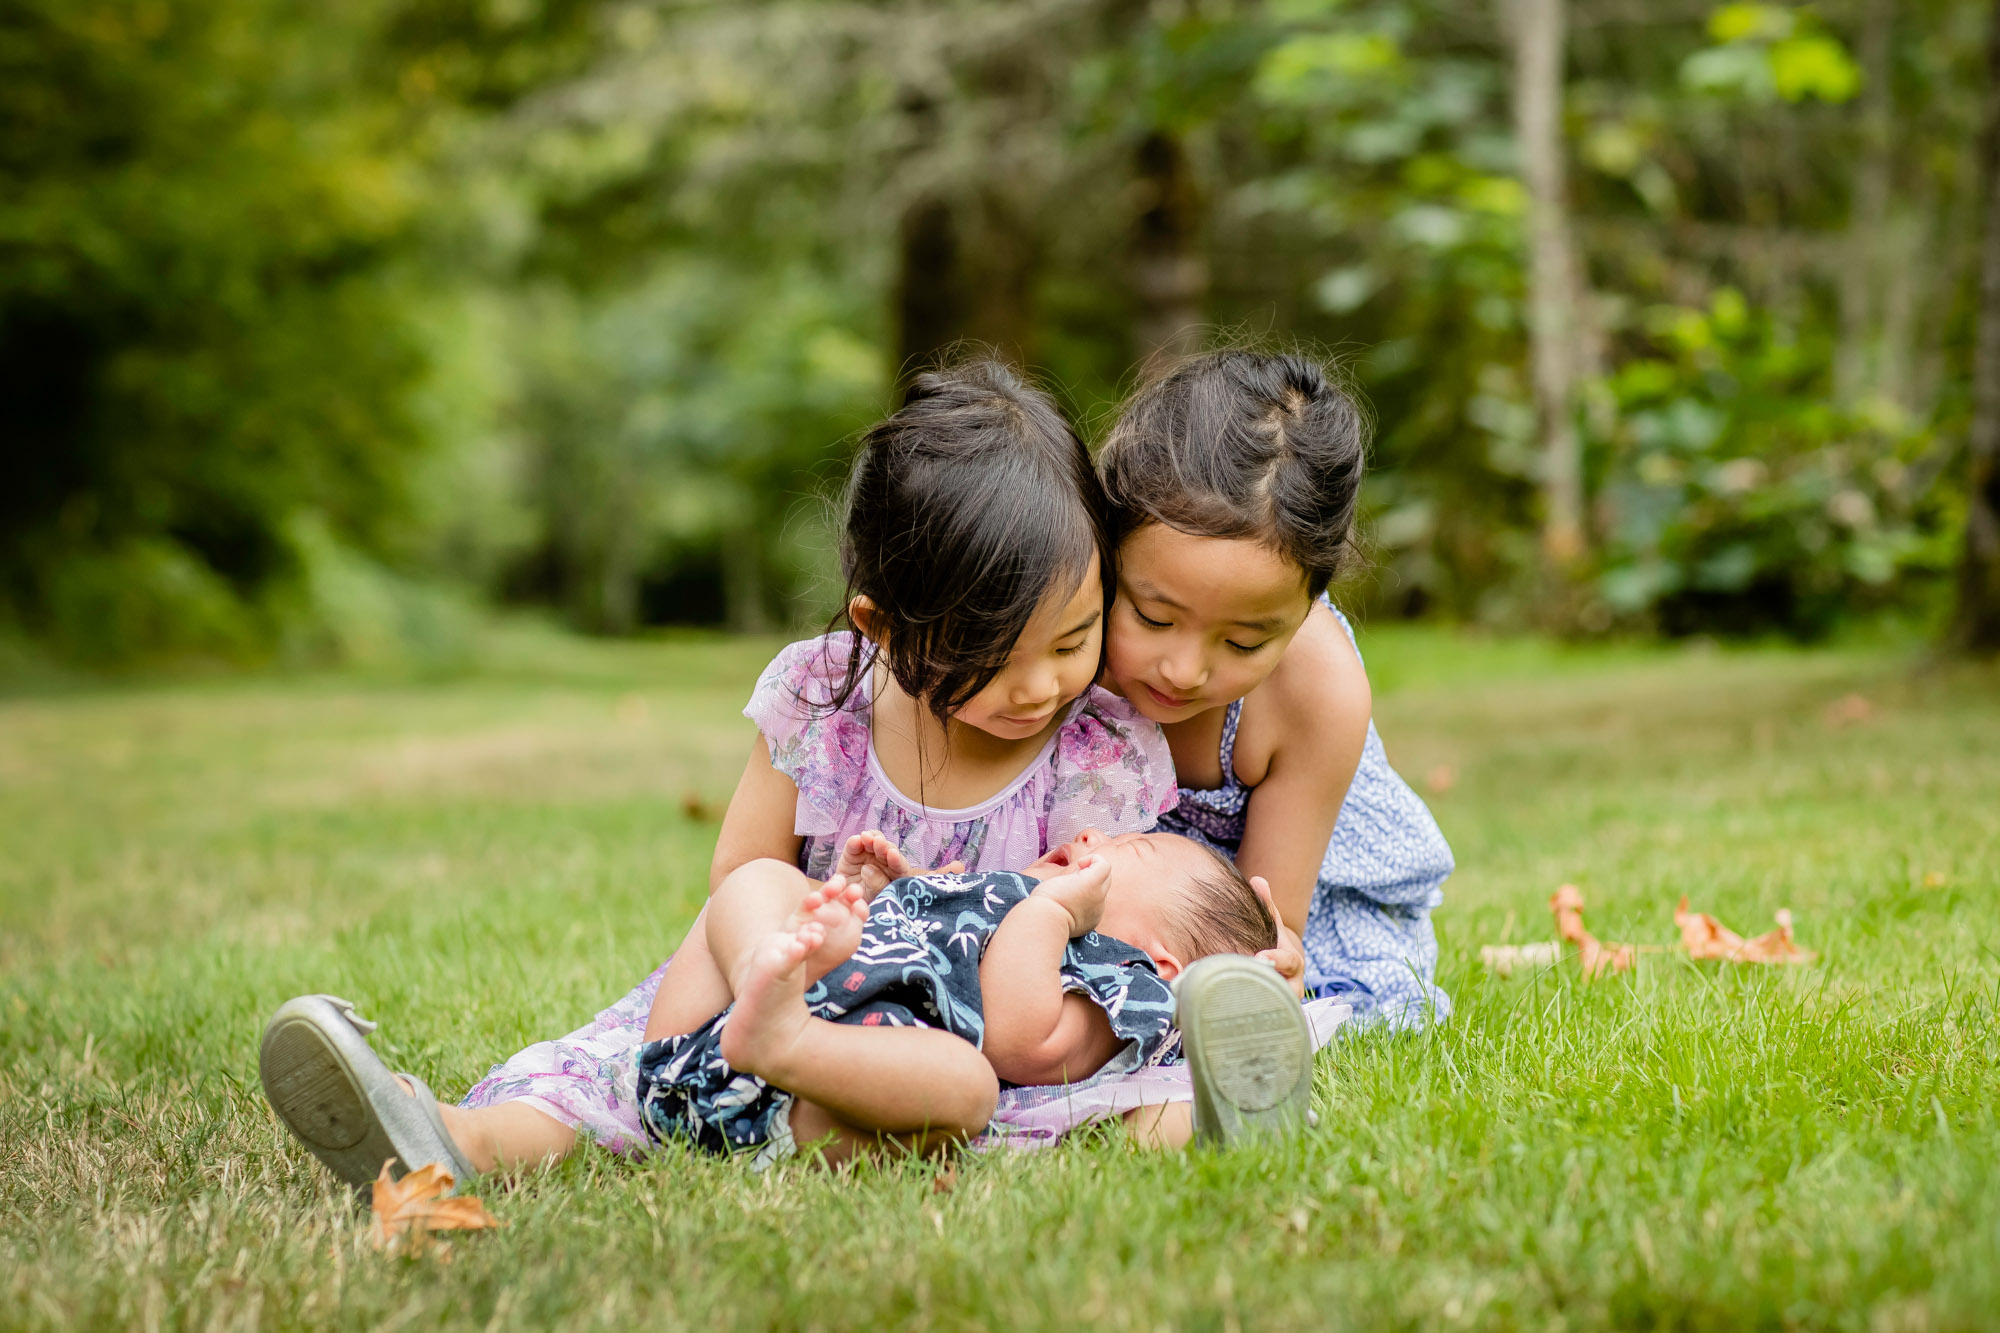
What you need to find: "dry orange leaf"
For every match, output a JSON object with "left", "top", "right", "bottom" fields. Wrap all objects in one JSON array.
[
  {"left": 1549, "top": 885, "right": 1637, "bottom": 979},
  {"left": 1673, "top": 897, "right": 1816, "bottom": 965},
  {"left": 370, "top": 1162, "right": 501, "bottom": 1251}
]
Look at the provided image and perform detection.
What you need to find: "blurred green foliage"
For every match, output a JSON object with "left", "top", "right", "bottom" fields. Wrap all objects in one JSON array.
[
  {"left": 1591, "top": 291, "right": 1956, "bottom": 636},
  {"left": 1, "top": 0, "right": 1992, "bottom": 664}
]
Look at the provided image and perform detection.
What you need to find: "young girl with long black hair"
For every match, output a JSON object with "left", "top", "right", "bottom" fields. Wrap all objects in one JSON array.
[{"left": 259, "top": 361, "right": 1193, "bottom": 1183}]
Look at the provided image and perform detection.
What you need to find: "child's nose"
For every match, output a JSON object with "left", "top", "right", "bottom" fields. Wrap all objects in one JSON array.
[
  {"left": 1015, "top": 664, "right": 1061, "bottom": 706},
  {"left": 1159, "top": 650, "right": 1205, "bottom": 692}
]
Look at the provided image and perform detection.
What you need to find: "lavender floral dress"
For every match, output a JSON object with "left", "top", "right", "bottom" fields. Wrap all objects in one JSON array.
[{"left": 460, "top": 632, "right": 1177, "bottom": 1154}]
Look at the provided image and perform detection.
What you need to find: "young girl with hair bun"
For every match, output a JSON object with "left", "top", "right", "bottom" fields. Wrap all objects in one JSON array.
[
  {"left": 259, "top": 361, "right": 1195, "bottom": 1182},
  {"left": 1094, "top": 348, "right": 1455, "bottom": 1035}
]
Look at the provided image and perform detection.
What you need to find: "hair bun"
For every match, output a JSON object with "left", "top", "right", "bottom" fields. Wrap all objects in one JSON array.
[
  {"left": 905, "top": 358, "right": 1022, "bottom": 406},
  {"left": 1100, "top": 346, "right": 1368, "bottom": 598},
  {"left": 1274, "top": 353, "right": 1330, "bottom": 408}
]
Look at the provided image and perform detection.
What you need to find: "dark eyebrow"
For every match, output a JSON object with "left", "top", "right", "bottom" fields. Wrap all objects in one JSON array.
[
  {"left": 1134, "top": 580, "right": 1288, "bottom": 634},
  {"left": 1127, "top": 581, "right": 1187, "bottom": 612},
  {"left": 1057, "top": 608, "right": 1103, "bottom": 639}
]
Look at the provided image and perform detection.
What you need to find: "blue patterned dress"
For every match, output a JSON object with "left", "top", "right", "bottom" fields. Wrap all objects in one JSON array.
[
  {"left": 1156, "top": 605, "right": 1454, "bottom": 1030},
  {"left": 633, "top": 871, "right": 1179, "bottom": 1155}
]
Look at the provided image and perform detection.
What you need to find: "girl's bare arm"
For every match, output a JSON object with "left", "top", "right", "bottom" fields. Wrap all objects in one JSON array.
[
  {"left": 708, "top": 735, "right": 807, "bottom": 892},
  {"left": 1232, "top": 609, "right": 1371, "bottom": 934}
]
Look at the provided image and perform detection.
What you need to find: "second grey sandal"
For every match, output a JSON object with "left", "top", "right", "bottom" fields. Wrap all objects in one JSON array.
[
  {"left": 1175, "top": 955, "right": 1315, "bottom": 1146},
  {"left": 258, "top": 994, "right": 478, "bottom": 1191}
]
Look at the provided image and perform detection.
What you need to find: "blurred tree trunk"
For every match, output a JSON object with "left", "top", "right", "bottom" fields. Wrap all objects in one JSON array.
[
  {"left": 1131, "top": 131, "right": 1208, "bottom": 367},
  {"left": 1951, "top": 0, "right": 2000, "bottom": 652},
  {"left": 891, "top": 57, "right": 1041, "bottom": 392},
  {"left": 722, "top": 518, "right": 771, "bottom": 635},
  {"left": 1837, "top": 0, "right": 1896, "bottom": 406},
  {"left": 893, "top": 189, "right": 1038, "bottom": 386},
  {"left": 895, "top": 191, "right": 967, "bottom": 382},
  {"left": 597, "top": 523, "right": 641, "bottom": 635},
  {"left": 1509, "top": 0, "right": 1584, "bottom": 569}
]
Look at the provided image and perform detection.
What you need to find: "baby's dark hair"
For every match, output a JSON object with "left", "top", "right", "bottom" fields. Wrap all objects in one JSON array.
[
  {"left": 1167, "top": 839, "right": 1279, "bottom": 962},
  {"left": 1099, "top": 348, "right": 1368, "bottom": 598},
  {"left": 829, "top": 360, "right": 1114, "bottom": 725}
]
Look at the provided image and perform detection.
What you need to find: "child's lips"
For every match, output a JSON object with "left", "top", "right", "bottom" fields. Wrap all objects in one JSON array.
[
  {"left": 998, "top": 708, "right": 1056, "bottom": 729},
  {"left": 1144, "top": 683, "right": 1194, "bottom": 710}
]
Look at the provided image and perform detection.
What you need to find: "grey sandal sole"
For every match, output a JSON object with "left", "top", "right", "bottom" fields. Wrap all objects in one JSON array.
[
  {"left": 1175, "top": 956, "right": 1315, "bottom": 1146},
  {"left": 258, "top": 994, "right": 476, "bottom": 1191}
]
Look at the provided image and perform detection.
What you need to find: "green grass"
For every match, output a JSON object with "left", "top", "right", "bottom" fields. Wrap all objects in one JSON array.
[{"left": 4, "top": 627, "right": 1998, "bottom": 1330}]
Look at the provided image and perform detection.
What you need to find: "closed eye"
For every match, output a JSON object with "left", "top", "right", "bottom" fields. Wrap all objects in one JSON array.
[
  {"left": 1226, "top": 639, "right": 1270, "bottom": 654},
  {"left": 1133, "top": 609, "right": 1170, "bottom": 629}
]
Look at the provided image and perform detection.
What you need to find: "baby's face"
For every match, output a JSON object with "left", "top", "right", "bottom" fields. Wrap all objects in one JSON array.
[{"left": 1024, "top": 828, "right": 1219, "bottom": 973}]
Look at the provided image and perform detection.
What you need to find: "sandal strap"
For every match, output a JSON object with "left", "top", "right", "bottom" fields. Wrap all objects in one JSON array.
[
  {"left": 395, "top": 1072, "right": 480, "bottom": 1184},
  {"left": 312, "top": 994, "right": 377, "bottom": 1035}
]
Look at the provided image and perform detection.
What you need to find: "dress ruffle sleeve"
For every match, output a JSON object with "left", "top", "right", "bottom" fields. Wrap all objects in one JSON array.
[
  {"left": 1042, "top": 687, "right": 1180, "bottom": 845},
  {"left": 741, "top": 634, "right": 873, "bottom": 840}
]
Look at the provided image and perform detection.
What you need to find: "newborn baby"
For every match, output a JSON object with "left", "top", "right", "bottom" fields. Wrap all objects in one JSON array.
[{"left": 634, "top": 829, "right": 1277, "bottom": 1164}]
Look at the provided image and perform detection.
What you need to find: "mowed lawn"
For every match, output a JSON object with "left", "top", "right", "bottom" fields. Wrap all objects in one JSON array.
[{"left": 3, "top": 627, "right": 1998, "bottom": 1331}]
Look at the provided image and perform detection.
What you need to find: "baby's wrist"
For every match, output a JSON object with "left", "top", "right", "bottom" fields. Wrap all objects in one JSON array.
[{"left": 1022, "top": 889, "right": 1085, "bottom": 937}]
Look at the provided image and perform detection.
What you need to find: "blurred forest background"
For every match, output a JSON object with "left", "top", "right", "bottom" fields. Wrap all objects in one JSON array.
[{"left": 7, "top": 0, "right": 2000, "bottom": 667}]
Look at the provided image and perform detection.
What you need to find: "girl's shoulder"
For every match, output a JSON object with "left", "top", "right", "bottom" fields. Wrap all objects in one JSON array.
[
  {"left": 1236, "top": 601, "right": 1371, "bottom": 780},
  {"left": 743, "top": 632, "right": 872, "bottom": 791},
  {"left": 1042, "top": 685, "right": 1179, "bottom": 835},
  {"left": 748, "top": 631, "right": 868, "bottom": 718}
]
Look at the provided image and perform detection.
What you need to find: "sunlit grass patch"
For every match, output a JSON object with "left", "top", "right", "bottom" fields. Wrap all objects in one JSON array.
[{"left": 2, "top": 630, "right": 1997, "bottom": 1329}]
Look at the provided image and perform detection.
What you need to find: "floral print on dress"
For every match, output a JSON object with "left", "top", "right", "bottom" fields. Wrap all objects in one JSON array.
[
  {"left": 745, "top": 633, "right": 1178, "bottom": 880},
  {"left": 461, "top": 632, "right": 1179, "bottom": 1154}
]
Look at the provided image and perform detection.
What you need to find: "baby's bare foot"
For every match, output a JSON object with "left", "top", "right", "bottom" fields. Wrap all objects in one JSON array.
[
  {"left": 719, "top": 924, "right": 820, "bottom": 1077},
  {"left": 785, "top": 877, "right": 869, "bottom": 983}
]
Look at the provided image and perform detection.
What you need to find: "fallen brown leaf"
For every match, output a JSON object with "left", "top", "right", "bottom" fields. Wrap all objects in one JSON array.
[
  {"left": 1425, "top": 764, "right": 1458, "bottom": 795},
  {"left": 1673, "top": 898, "right": 1816, "bottom": 965},
  {"left": 1549, "top": 885, "right": 1636, "bottom": 979},
  {"left": 370, "top": 1162, "right": 501, "bottom": 1251},
  {"left": 931, "top": 1163, "right": 958, "bottom": 1195},
  {"left": 680, "top": 791, "right": 719, "bottom": 823},
  {"left": 1823, "top": 693, "right": 1875, "bottom": 727}
]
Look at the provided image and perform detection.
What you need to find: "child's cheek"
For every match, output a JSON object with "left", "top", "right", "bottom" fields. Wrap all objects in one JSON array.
[{"left": 1099, "top": 625, "right": 1139, "bottom": 690}]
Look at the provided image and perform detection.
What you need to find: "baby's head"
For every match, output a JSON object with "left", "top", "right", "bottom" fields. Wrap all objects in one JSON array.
[
  {"left": 834, "top": 360, "right": 1114, "bottom": 742},
  {"left": 1026, "top": 828, "right": 1277, "bottom": 979},
  {"left": 1097, "top": 348, "right": 1367, "bottom": 724}
]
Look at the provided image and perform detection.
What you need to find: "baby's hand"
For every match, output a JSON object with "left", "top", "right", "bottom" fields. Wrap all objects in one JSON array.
[
  {"left": 833, "top": 831, "right": 913, "bottom": 897},
  {"left": 1029, "top": 854, "right": 1111, "bottom": 938}
]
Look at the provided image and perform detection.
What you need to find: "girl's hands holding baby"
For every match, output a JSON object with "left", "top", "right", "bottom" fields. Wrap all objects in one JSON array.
[
  {"left": 1248, "top": 875, "right": 1309, "bottom": 998},
  {"left": 1027, "top": 854, "right": 1111, "bottom": 938},
  {"left": 834, "top": 831, "right": 966, "bottom": 897}
]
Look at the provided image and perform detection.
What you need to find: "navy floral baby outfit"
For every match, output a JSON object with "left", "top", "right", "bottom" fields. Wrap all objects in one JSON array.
[{"left": 633, "top": 871, "right": 1178, "bottom": 1156}]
